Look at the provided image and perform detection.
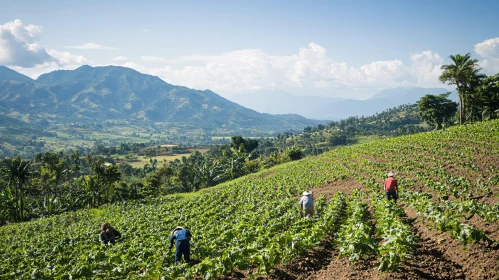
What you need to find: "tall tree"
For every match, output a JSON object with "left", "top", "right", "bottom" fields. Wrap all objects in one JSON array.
[
  {"left": 2, "top": 157, "right": 31, "bottom": 221},
  {"left": 439, "top": 53, "right": 485, "bottom": 124},
  {"left": 477, "top": 74, "right": 499, "bottom": 120},
  {"left": 417, "top": 93, "right": 458, "bottom": 129}
]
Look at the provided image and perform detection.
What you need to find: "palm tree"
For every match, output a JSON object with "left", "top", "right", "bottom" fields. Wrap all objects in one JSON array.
[
  {"left": 439, "top": 53, "right": 485, "bottom": 124},
  {"left": 3, "top": 157, "right": 31, "bottom": 221}
]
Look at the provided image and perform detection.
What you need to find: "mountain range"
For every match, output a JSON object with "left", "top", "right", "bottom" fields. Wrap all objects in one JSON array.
[
  {"left": 229, "top": 88, "right": 458, "bottom": 120},
  {"left": 0, "top": 65, "right": 323, "bottom": 132}
]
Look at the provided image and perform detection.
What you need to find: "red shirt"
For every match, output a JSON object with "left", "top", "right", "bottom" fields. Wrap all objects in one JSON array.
[{"left": 385, "top": 177, "right": 398, "bottom": 192}]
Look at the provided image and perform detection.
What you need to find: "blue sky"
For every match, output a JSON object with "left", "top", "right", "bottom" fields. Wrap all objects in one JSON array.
[{"left": 1, "top": 0, "right": 499, "bottom": 98}]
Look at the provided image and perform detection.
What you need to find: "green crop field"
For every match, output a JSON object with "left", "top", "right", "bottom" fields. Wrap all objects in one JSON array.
[
  {"left": 116, "top": 148, "right": 210, "bottom": 168},
  {"left": 1, "top": 120, "right": 498, "bottom": 279},
  {"left": 128, "top": 154, "right": 188, "bottom": 168}
]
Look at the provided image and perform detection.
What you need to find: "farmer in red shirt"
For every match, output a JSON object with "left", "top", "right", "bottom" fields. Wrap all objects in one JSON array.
[{"left": 384, "top": 171, "right": 398, "bottom": 203}]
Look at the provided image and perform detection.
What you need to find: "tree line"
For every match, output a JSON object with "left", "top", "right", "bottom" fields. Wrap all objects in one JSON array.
[{"left": 0, "top": 137, "right": 305, "bottom": 223}]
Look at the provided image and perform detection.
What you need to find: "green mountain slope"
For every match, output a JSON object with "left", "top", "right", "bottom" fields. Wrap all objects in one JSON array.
[
  {"left": 0, "top": 65, "right": 322, "bottom": 130},
  {"left": 0, "top": 66, "right": 33, "bottom": 83}
]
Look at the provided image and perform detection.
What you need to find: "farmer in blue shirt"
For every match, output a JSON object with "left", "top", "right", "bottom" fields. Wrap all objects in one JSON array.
[{"left": 169, "top": 226, "right": 192, "bottom": 265}]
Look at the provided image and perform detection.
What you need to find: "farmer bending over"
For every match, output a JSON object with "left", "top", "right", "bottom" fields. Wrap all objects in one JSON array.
[
  {"left": 299, "top": 191, "right": 314, "bottom": 218},
  {"left": 169, "top": 226, "right": 192, "bottom": 265},
  {"left": 384, "top": 171, "right": 398, "bottom": 203},
  {"left": 100, "top": 223, "right": 121, "bottom": 244}
]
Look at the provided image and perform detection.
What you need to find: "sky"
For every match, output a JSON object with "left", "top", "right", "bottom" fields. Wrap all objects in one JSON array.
[{"left": 1, "top": 0, "right": 499, "bottom": 99}]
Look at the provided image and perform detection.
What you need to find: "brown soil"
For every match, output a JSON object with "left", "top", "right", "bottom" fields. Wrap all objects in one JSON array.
[
  {"left": 400, "top": 203, "right": 499, "bottom": 280},
  {"left": 310, "top": 178, "right": 360, "bottom": 198}
]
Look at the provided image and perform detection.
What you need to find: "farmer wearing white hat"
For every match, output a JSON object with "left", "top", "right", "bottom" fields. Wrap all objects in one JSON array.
[
  {"left": 384, "top": 171, "right": 398, "bottom": 203},
  {"left": 299, "top": 191, "right": 314, "bottom": 218},
  {"left": 169, "top": 226, "right": 192, "bottom": 265}
]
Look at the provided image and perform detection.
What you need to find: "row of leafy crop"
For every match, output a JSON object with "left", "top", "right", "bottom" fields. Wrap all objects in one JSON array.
[
  {"left": 337, "top": 121, "right": 499, "bottom": 222},
  {"left": 356, "top": 153, "right": 490, "bottom": 199},
  {"left": 336, "top": 190, "right": 377, "bottom": 262},
  {"left": 360, "top": 144, "right": 488, "bottom": 196},
  {"left": 361, "top": 179, "right": 418, "bottom": 271},
  {"left": 352, "top": 147, "right": 499, "bottom": 222},
  {"left": 326, "top": 148, "right": 493, "bottom": 245},
  {"left": 0, "top": 157, "right": 353, "bottom": 279},
  {"left": 319, "top": 143, "right": 486, "bottom": 239},
  {"left": 401, "top": 191, "right": 490, "bottom": 245},
  {"left": 326, "top": 159, "right": 418, "bottom": 271},
  {"left": 333, "top": 185, "right": 417, "bottom": 272}
]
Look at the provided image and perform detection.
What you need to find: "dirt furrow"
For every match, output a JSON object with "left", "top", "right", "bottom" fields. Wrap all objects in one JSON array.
[{"left": 400, "top": 202, "right": 499, "bottom": 279}]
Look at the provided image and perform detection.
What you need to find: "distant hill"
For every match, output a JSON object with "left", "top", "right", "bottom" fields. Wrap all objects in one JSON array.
[
  {"left": 0, "top": 66, "right": 33, "bottom": 83},
  {"left": 230, "top": 88, "right": 456, "bottom": 120},
  {"left": 229, "top": 90, "right": 343, "bottom": 120},
  {"left": 0, "top": 65, "right": 322, "bottom": 131}
]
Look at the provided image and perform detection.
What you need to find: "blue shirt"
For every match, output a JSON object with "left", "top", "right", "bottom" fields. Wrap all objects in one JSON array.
[
  {"left": 169, "top": 229, "right": 192, "bottom": 248},
  {"left": 299, "top": 194, "right": 314, "bottom": 209}
]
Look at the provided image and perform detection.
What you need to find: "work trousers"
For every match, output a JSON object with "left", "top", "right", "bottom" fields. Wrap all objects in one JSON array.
[
  {"left": 174, "top": 239, "right": 191, "bottom": 264},
  {"left": 303, "top": 207, "right": 314, "bottom": 218}
]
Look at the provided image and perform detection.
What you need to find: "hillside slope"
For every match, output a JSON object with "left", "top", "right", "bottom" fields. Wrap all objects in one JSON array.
[
  {"left": 1, "top": 120, "right": 498, "bottom": 279},
  {"left": 0, "top": 65, "right": 322, "bottom": 130},
  {"left": 0, "top": 66, "right": 33, "bottom": 82}
]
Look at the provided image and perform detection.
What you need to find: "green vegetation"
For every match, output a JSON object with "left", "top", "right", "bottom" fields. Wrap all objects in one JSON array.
[
  {"left": 267, "top": 103, "right": 431, "bottom": 158},
  {"left": 418, "top": 92, "right": 458, "bottom": 129},
  {"left": 0, "top": 135, "right": 307, "bottom": 223},
  {"left": 440, "top": 53, "right": 499, "bottom": 124},
  {"left": 1, "top": 118, "right": 498, "bottom": 279}
]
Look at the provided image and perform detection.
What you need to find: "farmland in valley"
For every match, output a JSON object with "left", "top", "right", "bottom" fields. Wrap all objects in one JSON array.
[
  {"left": 115, "top": 148, "right": 210, "bottom": 168},
  {"left": 1, "top": 120, "right": 498, "bottom": 279}
]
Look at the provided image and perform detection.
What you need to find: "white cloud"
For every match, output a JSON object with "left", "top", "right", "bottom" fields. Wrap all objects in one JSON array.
[
  {"left": 10, "top": 49, "right": 89, "bottom": 79},
  {"left": 0, "top": 19, "right": 54, "bottom": 67},
  {"left": 475, "top": 38, "right": 499, "bottom": 59},
  {"left": 112, "top": 56, "right": 128, "bottom": 61},
  {"left": 475, "top": 37, "right": 499, "bottom": 74},
  {"left": 2, "top": 20, "right": 461, "bottom": 98},
  {"left": 0, "top": 19, "right": 89, "bottom": 78},
  {"left": 122, "top": 42, "right": 447, "bottom": 98},
  {"left": 142, "top": 28, "right": 152, "bottom": 32},
  {"left": 0, "top": 20, "right": 451, "bottom": 98},
  {"left": 65, "top": 42, "right": 115, "bottom": 50}
]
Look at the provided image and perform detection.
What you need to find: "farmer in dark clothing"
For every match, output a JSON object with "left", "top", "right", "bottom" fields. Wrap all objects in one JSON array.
[
  {"left": 384, "top": 171, "right": 398, "bottom": 203},
  {"left": 169, "top": 226, "right": 192, "bottom": 265},
  {"left": 99, "top": 223, "right": 121, "bottom": 244}
]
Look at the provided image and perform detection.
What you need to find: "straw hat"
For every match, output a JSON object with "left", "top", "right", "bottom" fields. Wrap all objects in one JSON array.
[
  {"left": 387, "top": 171, "right": 395, "bottom": 177},
  {"left": 171, "top": 226, "right": 183, "bottom": 235},
  {"left": 302, "top": 191, "right": 312, "bottom": 196}
]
